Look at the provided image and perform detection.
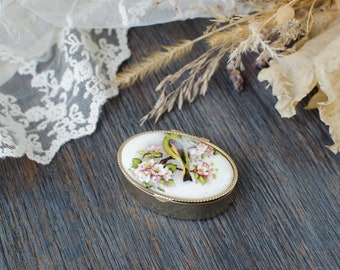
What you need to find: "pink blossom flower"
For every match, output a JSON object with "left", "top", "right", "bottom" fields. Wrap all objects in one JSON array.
[
  {"left": 134, "top": 159, "right": 156, "bottom": 183},
  {"left": 195, "top": 162, "right": 212, "bottom": 178},
  {"left": 135, "top": 170, "right": 152, "bottom": 183},
  {"left": 136, "top": 159, "right": 156, "bottom": 170},
  {"left": 151, "top": 164, "right": 172, "bottom": 182},
  {"left": 146, "top": 145, "right": 162, "bottom": 153},
  {"left": 134, "top": 159, "right": 173, "bottom": 184},
  {"left": 189, "top": 142, "right": 214, "bottom": 156}
]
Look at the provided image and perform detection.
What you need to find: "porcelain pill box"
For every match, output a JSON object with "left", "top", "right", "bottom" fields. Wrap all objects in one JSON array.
[{"left": 117, "top": 130, "right": 238, "bottom": 219}]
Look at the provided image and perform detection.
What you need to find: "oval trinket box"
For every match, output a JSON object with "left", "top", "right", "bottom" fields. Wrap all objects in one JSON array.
[{"left": 117, "top": 130, "right": 238, "bottom": 219}]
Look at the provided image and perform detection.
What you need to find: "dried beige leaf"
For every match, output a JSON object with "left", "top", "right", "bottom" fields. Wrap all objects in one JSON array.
[
  {"left": 318, "top": 91, "right": 340, "bottom": 154},
  {"left": 305, "top": 90, "right": 327, "bottom": 110},
  {"left": 258, "top": 17, "right": 340, "bottom": 153},
  {"left": 275, "top": 5, "right": 295, "bottom": 25},
  {"left": 308, "top": 10, "right": 339, "bottom": 39},
  {"left": 313, "top": 32, "right": 340, "bottom": 153},
  {"left": 306, "top": 88, "right": 340, "bottom": 154},
  {"left": 313, "top": 36, "right": 340, "bottom": 105},
  {"left": 258, "top": 17, "right": 340, "bottom": 117},
  {"left": 257, "top": 45, "right": 317, "bottom": 118},
  {"left": 293, "top": 10, "right": 339, "bottom": 50}
]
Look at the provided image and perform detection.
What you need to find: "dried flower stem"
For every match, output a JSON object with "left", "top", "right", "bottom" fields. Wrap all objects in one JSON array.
[
  {"left": 113, "top": 40, "right": 193, "bottom": 88},
  {"left": 113, "top": 11, "right": 272, "bottom": 89},
  {"left": 140, "top": 46, "right": 230, "bottom": 125},
  {"left": 306, "top": 0, "right": 317, "bottom": 33}
]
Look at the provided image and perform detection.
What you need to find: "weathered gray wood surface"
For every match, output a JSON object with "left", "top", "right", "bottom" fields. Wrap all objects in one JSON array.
[{"left": 1, "top": 19, "right": 339, "bottom": 269}]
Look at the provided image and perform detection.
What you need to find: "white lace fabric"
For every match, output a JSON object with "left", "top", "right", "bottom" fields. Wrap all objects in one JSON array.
[
  {"left": 0, "top": 28, "right": 130, "bottom": 163},
  {"left": 0, "top": 0, "right": 242, "bottom": 164}
]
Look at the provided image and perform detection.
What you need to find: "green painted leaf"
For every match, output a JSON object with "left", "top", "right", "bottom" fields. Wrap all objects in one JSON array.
[
  {"left": 198, "top": 176, "right": 207, "bottom": 185},
  {"left": 153, "top": 152, "right": 163, "bottom": 158},
  {"left": 145, "top": 183, "right": 153, "bottom": 188},
  {"left": 132, "top": 158, "right": 142, "bottom": 168},
  {"left": 143, "top": 153, "right": 152, "bottom": 158},
  {"left": 165, "top": 163, "right": 177, "bottom": 173},
  {"left": 201, "top": 153, "right": 208, "bottom": 159},
  {"left": 166, "top": 179, "right": 175, "bottom": 185}
]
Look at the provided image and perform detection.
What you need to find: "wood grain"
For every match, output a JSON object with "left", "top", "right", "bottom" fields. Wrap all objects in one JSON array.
[{"left": 1, "top": 19, "right": 339, "bottom": 270}]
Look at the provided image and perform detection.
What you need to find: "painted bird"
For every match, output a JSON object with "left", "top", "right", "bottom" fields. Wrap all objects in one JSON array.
[{"left": 162, "top": 133, "right": 192, "bottom": 182}]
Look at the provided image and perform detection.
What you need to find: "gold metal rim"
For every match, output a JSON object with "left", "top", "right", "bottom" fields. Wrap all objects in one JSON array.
[{"left": 117, "top": 130, "right": 238, "bottom": 203}]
